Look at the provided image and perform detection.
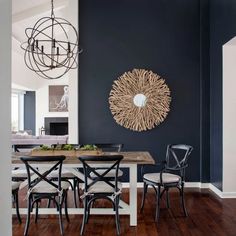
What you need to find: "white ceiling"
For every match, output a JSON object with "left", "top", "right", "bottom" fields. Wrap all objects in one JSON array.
[
  {"left": 12, "top": 0, "right": 50, "bottom": 15},
  {"left": 12, "top": 0, "right": 68, "bottom": 43}
]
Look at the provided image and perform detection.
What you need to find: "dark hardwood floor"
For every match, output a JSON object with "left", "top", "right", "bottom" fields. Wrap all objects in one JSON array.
[{"left": 13, "top": 188, "right": 236, "bottom": 236}]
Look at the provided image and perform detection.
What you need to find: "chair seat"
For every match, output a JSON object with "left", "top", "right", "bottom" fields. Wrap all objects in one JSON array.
[
  {"left": 82, "top": 181, "right": 122, "bottom": 194},
  {"left": 12, "top": 181, "right": 21, "bottom": 191},
  {"left": 48, "top": 169, "right": 76, "bottom": 178},
  {"left": 143, "top": 173, "right": 181, "bottom": 184},
  {"left": 31, "top": 181, "right": 70, "bottom": 194},
  {"left": 90, "top": 169, "right": 123, "bottom": 178}
]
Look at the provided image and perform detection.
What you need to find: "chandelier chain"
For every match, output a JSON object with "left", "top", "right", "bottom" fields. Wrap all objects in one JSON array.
[{"left": 51, "top": 0, "right": 55, "bottom": 18}]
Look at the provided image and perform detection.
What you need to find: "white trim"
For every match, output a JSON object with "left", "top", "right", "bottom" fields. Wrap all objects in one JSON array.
[
  {"left": 209, "top": 184, "right": 236, "bottom": 198},
  {"left": 123, "top": 182, "right": 209, "bottom": 189},
  {"left": 12, "top": 89, "right": 26, "bottom": 95},
  {"left": 123, "top": 182, "right": 236, "bottom": 198}
]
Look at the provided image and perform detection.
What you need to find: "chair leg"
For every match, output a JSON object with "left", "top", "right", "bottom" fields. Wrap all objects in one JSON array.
[
  {"left": 80, "top": 198, "right": 88, "bottom": 235},
  {"left": 35, "top": 201, "right": 39, "bottom": 223},
  {"left": 58, "top": 202, "right": 64, "bottom": 236},
  {"left": 73, "top": 178, "right": 78, "bottom": 208},
  {"left": 86, "top": 198, "right": 91, "bottom": 224},
  {"left": 24, "top": 196, "right": 32, "bottom": 236},
  {"left": 155, "top": 185, "right": 161, "bottom": 222},
  {"left": 47, "top": 199, "right": 51, "bottom": 208},
  {"left": 166, "top": 188, "right": 170, "bottom": 209},
  {"left": 65, "top": 191, "right": 70, "bottom": 222},
  {"left": 140, "top": 182, "right": 148, "bottom": 213},
  {"left": 15, "top": 191, "right": 22, "bottom": 224},
  {"left": 115, "top": 196, "right": 121, "bottom": 235},
  {"left": 180, "top": 184, "right": 188, "bottom": 217},
  {"left": 77, "top": 179, "right": 81, "bottom": 202}
]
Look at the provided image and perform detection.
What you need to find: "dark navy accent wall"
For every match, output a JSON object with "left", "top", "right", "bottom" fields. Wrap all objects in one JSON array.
[
  {"left": 200, "top": 0, "right": 210, "bottom": 183},
  {"left": 24, "top": 91, "right": 36, "bottom": 135},
  {"left": 79, "top": 0, "right": 210, "bottom": 182},
  {"left": 209, "top": 0, "right": 236, "bottom": 190}
]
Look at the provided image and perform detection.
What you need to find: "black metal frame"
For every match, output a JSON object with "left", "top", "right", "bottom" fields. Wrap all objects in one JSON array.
[
  {"left": 79, "top": 155, "right": 123, "bottom": 235},
  {"left": 12, "top": 144, "right": 43, "bottom": 182},
  {"left": 90, "top": 143, "right": 124, "bottom": 179},
  {"left": 49, "top": 144, "right": 81, "bottom": 208},
  {"left": 94, "top": 143, "right": 123, "bottom": 152},
  {"left": 20, "top": 155, "right": 70, "bottom": 236},
  {"left": 140, "top": 144, "right": 193, "bottom": 221},
  {"left": 13, "top": 144, "right": 43, "bottom": 152},
  {"left": 12, "top": 185, "right": 21, "bottom": 224}
]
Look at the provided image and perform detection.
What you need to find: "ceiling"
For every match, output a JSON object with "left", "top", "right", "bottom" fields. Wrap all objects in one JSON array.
[{"left": 12, "top": 0, "right": 68, "bottom": 44}]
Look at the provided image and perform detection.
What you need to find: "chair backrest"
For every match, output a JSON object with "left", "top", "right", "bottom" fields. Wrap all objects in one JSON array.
[
  {"left": 13, "top": 144, "right": 43, "bottom": 152},
  {"left": 20, "top": 155, "right": 65, "bottom": 191},
  {"left": 94, "top": 144, "right": 123, "bottom": 152},
  {"left": 79, "top": 155, "right": 123, "bottom": 193},
  {"left": 165, "top": 144, "right": 193, "bottom": 180}
]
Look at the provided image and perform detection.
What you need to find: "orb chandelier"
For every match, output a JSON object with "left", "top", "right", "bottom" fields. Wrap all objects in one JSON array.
[{"left": 21, "top": 0, "right": 81, "bottom": 79}]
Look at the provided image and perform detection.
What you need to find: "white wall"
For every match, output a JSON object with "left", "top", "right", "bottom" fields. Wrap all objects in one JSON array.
[
  {"left": 223, "top": 37, "right": 236, "bottom": 193},
  {"left": 67, "top": 0, "right": 79, "bottom": 144},
  {"left": 0, "top": 0, "right": 12, "bottom": 234},
  {"left": 35, "top": 77, "right": 69, "bottom": 135},
  {"left": 12, "top": 39, "right": 43, "bottom": 90}
]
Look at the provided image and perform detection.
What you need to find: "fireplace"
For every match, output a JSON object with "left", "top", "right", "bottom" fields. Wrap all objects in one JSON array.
[{"left": 44, "top": 117, "right": 68, "bottom": 135}]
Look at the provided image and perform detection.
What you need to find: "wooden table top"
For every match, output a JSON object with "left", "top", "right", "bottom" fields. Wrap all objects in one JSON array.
[{"left": 12, "top": 151, "right": 155, "bottom": 165}]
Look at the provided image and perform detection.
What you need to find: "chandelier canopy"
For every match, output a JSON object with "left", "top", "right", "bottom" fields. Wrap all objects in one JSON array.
[{"left": 21, "top": 0, "right": 81, "bottom": 79}]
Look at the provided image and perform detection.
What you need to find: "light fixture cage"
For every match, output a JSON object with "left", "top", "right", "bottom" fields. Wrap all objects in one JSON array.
[{"left": 21, "top": 0, "right": 81, "bottom": 79}]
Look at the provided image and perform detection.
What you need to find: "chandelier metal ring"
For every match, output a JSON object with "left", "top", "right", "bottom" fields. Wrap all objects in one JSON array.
[{"left": 21, "top": 0, "right": 81, "bottom": 79}]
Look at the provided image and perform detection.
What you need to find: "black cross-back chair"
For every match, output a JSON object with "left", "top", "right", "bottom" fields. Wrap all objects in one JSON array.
[
  {"left": 140, "top": 144, "right": 193, "bottom": 221},
  {"left": 49, "top": 144, "right": 81, "bottom": 208},
  {"left": 12, "top": 144, "right": 43, "bottom": 182},
  {"left": 12, "top": 181, "right": 22, "bottom": 224},
  {"left": 20, "top": 155, "right": 70, "bottom": 236},
  {"left": 79, "top": 155, "right": 123, "bottom": 235},
  {"left": 13, "top": 144, "right": 43, "bottom": 152},
  {"left": 89, "top": 143, "right": 124, "bottom": 179},
  {"left": 94, "top": 143, "right": 123, "bottom": 152}
]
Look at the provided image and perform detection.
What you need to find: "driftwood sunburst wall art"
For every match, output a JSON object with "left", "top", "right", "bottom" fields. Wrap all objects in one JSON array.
[{"left": 109, "top": 69, "right": 171, "bottom": 132}]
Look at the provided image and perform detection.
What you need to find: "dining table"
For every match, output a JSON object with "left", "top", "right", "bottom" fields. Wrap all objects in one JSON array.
[{"left": 12, "top": 151, "right": 155, "bottom": 226}]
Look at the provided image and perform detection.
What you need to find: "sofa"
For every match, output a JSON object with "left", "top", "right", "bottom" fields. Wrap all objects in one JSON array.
[{"left": 12, "top": 132, "right": 69, "bottom": 146}]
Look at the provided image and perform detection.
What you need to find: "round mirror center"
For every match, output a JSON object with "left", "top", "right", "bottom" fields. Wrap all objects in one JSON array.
[{"left": 133, "top": 94, "right": 147, "bottom": 107}]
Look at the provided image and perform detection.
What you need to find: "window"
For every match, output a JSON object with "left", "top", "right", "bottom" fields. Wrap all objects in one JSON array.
[{"left": 11, "top": 91, "right": 24, "bottom": 132}]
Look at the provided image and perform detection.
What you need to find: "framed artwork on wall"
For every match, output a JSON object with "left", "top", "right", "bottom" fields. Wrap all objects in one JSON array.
[{"left": 49, "top": 85, "right": 69, "bottom": 112}]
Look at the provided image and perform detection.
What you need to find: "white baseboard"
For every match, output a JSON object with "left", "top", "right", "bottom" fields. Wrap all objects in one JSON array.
[
  {"left": 122, "top": 182, "right": 236, "bottom": 198},
  {"left": 209, "top": 184, "right": 236, "bottom": 198}
]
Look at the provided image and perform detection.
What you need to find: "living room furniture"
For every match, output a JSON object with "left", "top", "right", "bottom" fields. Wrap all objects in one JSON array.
[
  {"left": 140, "top": 144, "right": 193, "bottom": 221},
  {"left": 12, "top": 134, "right": 68, "bottom": 146},
  {"left": 20, "top": 155, "right": 70, "bottom": 236},
  {"left": 79, "top": 155, "right": 123, "bottom": 235}
]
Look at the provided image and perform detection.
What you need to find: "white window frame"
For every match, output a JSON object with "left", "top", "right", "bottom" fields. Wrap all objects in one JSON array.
[{"left": 12, "top": 89, "right": 25, "bottom": 131}]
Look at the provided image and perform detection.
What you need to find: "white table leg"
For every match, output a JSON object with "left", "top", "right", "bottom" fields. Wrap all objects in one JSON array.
[{"left": 129, "top": 164, "right": 137, "bottom": 226}]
